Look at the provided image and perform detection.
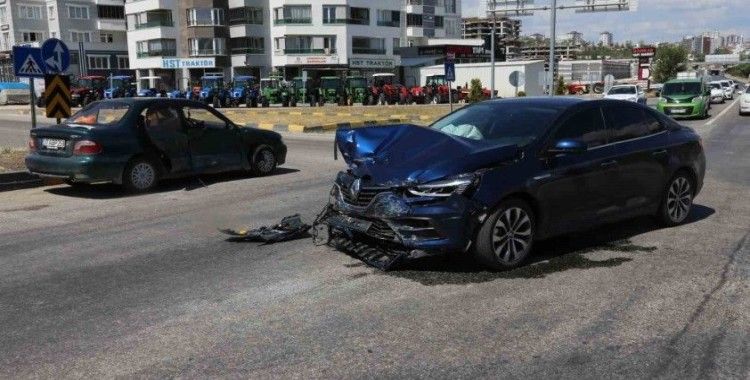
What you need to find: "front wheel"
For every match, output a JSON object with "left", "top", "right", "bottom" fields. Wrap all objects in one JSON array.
[
  {"left": 250, "top": 147, "right": 277, "bottom": 176},
  {"left": 657, "top": 172, "right": 694, "bottom": 226},
  {"left": 123, "top": 157, "right": 159, "bottom": 193},
  {"left": 474, "top": 199, "right": 535, "bottom": 270}
]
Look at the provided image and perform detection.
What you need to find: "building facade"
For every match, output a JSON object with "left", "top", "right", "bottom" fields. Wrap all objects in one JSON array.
[
  {"left": 599, "top": 31, "right": 613, "bottom": 47},
  {"left": 0, "top": 0, "right": 128, "bottom": 80},
  {"left": 461, "top": 16, "right": 521, "bottom": 59},
  {"left": 125, "top": 0, "right": 462, "bottom": 91}
]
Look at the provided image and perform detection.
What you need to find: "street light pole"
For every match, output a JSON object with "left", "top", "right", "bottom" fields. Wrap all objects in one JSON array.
[
  {"left": 548, "top": 0, "right": 557, "bottom": 96},
  {"left": 490, "top": 15, "right": 496, "bottom": 98}
]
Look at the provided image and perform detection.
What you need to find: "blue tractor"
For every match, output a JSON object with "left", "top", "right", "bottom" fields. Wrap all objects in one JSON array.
[
  {"left": 198, "top": 74, "right": 231, "bottom": 108},
  {"left": 136, "top": 76, "right": 168, "bottom": 97},
  {"left": 103, "top": 75, "right": 136, "bottom": 99},
  {"left": 229, "top": 75, "right": 260, "bottom": 108}
]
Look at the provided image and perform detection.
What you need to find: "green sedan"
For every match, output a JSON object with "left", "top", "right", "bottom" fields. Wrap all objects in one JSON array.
[{"left": 26, "top": 98, "right": 287, "bottom": 192}]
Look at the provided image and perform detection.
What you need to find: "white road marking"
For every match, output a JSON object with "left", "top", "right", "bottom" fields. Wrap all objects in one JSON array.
[{"left": 705, "top": 97, "right": 740, "bottom": 127}]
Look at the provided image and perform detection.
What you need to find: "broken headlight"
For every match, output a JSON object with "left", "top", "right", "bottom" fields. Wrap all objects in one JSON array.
[{"left": 407, "top": 174, "right": 477, "bottom": 197}]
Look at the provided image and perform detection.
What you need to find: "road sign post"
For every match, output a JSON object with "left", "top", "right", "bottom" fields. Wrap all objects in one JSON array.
[
  {"left": 445, "top": 56, "right": 456, "bottom": 112},
  {"left": 13, "top": 46, "right": 46, "bottom": 129},
  {"left": 41, "top": 38, "right": 71, "bottom": 74},
  {"left": 45, "top": 74, "right": 71, "bottom": 123}
]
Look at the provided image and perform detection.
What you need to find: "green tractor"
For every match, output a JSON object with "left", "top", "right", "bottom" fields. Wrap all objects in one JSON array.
[
  {"left": 258, "top": 76, "right": 283, "bottom": 107},
  {"left": 346, "top": 76, "right": 368, "bottom": 105},
  {"left": 279, "top": 80, "right": 297, "bottom": 107},
  {"left": 318, "top": 76, "right": 347, "bottom": 106},
  {"left": 291, "top": 77, "right": 308, "bottom": 106}
]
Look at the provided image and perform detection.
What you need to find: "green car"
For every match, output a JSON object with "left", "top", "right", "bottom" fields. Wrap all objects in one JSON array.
[{"left": 657, "top": 78, "right": 710, "bottom": 119}]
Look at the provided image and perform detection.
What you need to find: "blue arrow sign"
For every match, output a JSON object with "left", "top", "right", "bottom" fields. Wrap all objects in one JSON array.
[
  {"left": 41, "top": 38, "right": 70, "bottom": 74},
  {"left": 444, "top": 61, "right": 456, "bottom": 82},
  {"left": 13, "top": 46, "right": 45, "bottom": 78}
]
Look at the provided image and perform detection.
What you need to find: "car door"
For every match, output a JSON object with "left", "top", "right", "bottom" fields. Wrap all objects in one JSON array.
[
  {"left": 141, "top": 105, "right": 192, "bottom": 174},
  {"left": 182, "top": 104, "right": 244, "bottom": 173},
  {"left": 603, "top": 104, "right": 670, "bottom": 213},
  {"left": 536, "top": 105, "right": 621, "bottom": 232}
]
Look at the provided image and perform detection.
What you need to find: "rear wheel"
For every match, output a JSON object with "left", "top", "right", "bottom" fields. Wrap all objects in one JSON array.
[
  {"left": 658, "top": 172, "right": 694, "bottom": 226},
  {"left": 251, "top": 147, "right": 277, "bottom": 176},
  {"left": 123, "top": 157, "right": 159, "bottom": 193},
  {"left": 474, "top": 199, "right": 535, "bottom": 270}
]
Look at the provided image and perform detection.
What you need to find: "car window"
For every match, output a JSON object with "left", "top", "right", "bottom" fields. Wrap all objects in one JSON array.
[
  {"left": 608, "top": 86, "right": 635, "bottom": 95},
  {"left": 604, "top": 105, "right": 662, "bottom": 142},
  {"left": 182, "top": 106, "right": 227, "bottom": 130},
  {"left": 69, "top": 102, "right": 129, "bottom": 126},
  {"left": 551, "top": 107, "right": 607, "bottom": 148},
  {"left": 143, "top": 106, "right": 183, "bottom": 133},
  {"left": 710, "top": 83, "right": 721, "bottom": 89}
]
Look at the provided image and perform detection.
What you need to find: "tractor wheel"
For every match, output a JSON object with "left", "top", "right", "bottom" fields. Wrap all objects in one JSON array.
[{"left": 399, "top": 93, "right": 406, "bottom": 105}]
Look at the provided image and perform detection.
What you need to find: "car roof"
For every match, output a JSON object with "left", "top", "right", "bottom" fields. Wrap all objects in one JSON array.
[
  {"left": 609, "top": 84, "right": 635, "bottom": 88},
  {"left": 666, "top": 78, "right": 702, "bottom": 83},
  {"left": 485, "top": 97, "right": 586, "bottom": 108},
  {"left": 92, "top": 98, "right": 209, "bottom": 108}
]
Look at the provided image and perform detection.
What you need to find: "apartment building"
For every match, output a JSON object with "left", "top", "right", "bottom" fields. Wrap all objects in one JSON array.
[
  {"left": 126, "top": 0, "right": 461, "bottom": 91},
  {"left": 461, "top": 17, "right": 521, "bottom": 59},
  {"left": 0, "top": 0, "right": 128, "bottom": 79}
]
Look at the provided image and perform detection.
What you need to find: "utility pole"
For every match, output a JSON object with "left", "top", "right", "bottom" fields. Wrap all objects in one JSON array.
[
  {"left": 548, "top": 0, "right": 557, "bottom": 96},
  {"left": 490, "top": 15, "right": 496, "bottom": 98}
]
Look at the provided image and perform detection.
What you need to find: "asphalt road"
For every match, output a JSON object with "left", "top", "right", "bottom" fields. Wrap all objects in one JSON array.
[{"left": 0, "top": 99, "right": 748, "bottom": 378}]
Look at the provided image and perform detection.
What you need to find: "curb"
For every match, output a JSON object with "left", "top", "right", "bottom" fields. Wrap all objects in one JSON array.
[{"left": 246, "top": 118, "right": 411, "bottom": 134}]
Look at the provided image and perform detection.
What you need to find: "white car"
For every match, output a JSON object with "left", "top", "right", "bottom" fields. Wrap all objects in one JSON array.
[
  {"left": 709, "top": 82, "right": 726, "bottom": 104},
  {"left": 720, "top": 80, "right": 734, "bottom": 100},
  {"left": 603, "top": 85, "right": 646, "bottom": 104},
  {"left": 740, "top": 86, "right": 750, "bottom": 116}
]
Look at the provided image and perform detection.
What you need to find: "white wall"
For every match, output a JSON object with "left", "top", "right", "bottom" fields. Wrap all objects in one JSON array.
[{"left": 419, "top": 61, "right": 546, "bottom": 97}]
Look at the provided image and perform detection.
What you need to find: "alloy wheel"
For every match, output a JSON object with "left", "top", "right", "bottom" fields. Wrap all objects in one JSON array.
[
  {"left": 256, "top": 149, "right": 276, "bottom": 174},
  {"left": 492, "top": 207, "right": 533, "bottom": 263},
  {"left": 130, "top": 162, "right": 155, "bottom": 190},
  {"left": 666, "top": 177, "right": 692, "bottom": 223}
]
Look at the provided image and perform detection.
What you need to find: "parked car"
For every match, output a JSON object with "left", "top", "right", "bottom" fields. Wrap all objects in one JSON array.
[
  {"left": 719, "top": 80, "right": 734, "bottom": 100},
  {"left": 708, "top": 82, "right": 726, "bottom": 104},
  {"left": 322, "top": 98, "right": 705, "bottom": 269},
  {"left": 603, "top": 85, "right": 646, "bottom": 104},
  {"left": 740, "top": 86, "right": 750, "bottom": 116},
  {"left": 656, "top": 78, "right": 710, "bottom": 119},
  {"left": 25, "top": 98, "right": 287, "bottom": 192}
]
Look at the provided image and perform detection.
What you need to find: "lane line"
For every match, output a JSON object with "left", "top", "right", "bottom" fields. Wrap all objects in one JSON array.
[{"left": 705, "top": 97, "right": 739, "bottom": 127}]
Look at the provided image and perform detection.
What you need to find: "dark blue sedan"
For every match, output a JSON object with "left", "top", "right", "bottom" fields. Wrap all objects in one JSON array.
[{"left": 321, "top": 97, "right": 706, "bottom": 269}]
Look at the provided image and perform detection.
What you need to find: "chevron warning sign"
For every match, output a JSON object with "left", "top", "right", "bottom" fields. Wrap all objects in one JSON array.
[{"left": 45, "top": 74, "right": 71, "bottom": 119}]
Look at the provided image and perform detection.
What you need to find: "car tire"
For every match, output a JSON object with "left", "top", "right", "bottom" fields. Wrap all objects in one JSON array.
[
  {"left": 474, "top": 198, "right": 536, "bottom": 270},
  {"left": 123, "top": 157, "right": 159, "bottom": 193},
  {"left": 657, "top": 171, "right": 694, "bottom": 226},
  {"left": 250, "top": 147, "right": 277, "bottom": 176}
]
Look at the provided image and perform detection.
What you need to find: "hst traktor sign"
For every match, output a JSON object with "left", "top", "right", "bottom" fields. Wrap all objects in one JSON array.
[{"left": 161, "top": 58, "right": 216, "bottom": 69}]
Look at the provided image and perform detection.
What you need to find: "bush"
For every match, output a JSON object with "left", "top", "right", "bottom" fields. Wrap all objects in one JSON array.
[
  {"left": 467, "top": 78, "right": 484, "bottom": 103},
  {"left": 726, "top": 63, "right": 750, "bottom": 79},
  {"left": 555, "top": 75, "right": 565, "bottom": 95},
  {"left": 516, "top": 91, "right": 526, "bottom": 97}
]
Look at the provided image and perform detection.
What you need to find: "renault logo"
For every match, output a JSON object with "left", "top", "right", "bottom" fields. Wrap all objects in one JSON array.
[{"left": 350, "top": 178, "right": 361, "bottom": 200}]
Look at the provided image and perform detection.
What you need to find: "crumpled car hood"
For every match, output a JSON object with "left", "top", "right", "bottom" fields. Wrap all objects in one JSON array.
[{"left": 336, "top": 124, "right": 519, "bottom": 185}]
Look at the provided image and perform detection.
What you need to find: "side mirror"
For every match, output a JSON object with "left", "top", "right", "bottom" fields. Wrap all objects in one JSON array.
[{"left": 548, "top": 139, "right": 587, "bottom": 155}]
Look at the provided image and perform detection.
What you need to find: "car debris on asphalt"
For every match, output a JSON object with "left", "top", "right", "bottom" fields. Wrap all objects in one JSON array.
[{"left": 220, "top": 214, "right": 311, "bottom": 243}]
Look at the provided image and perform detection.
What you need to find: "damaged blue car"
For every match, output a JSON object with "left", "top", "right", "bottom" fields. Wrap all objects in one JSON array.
[{"left": 318, "top": 97, "right": 705, "bottom": 269}]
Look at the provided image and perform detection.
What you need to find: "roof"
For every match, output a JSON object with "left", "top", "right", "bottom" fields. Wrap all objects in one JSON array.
[
  {"left": 486, "top": 96, "right": 586, "bottom": 108},
  {"left": 665, "top": 78, "right": 703, "bottom": 83}
]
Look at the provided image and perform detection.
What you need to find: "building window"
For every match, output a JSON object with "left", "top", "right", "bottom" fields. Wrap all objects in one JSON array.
[
  {"left": 0, "top": 7, "right": 7, "bottom": 24},
  {"left": 434, "top": 16, "right": 444, "bottom": 28},
  {"left": 406, "top": 13, "right": 422, "bottom": 27},
  {"left": 136, "top": 39, "right": 177, "bottom": 57},
  {"left": 393, "top": 38, "right": 401, "bottom": 55},
  {"left": 273, "top": 5, "right": 311, "bottom": 24},
  {"left": 117, "top": 56, "right": 129, "bottom": 69},
  {"left": 67, "top": 5, "right": 89, "bottom": 20},
  {"left": 19, "top": 5, "right": 42, "bottom": 19},
  {"left": 88, "top": 55, "right": 110, "bottom": 69},
  {"left": 445, "top": 0, "right": 457, "bottom": 14},
  {"left": 1, "top": 32, "right": 9, "bottom": 51},
  {"left": 186, "top": 8, "right": 224, "bottom": 26},
  {"left": 230, "top": 37, "right": 264, "bottom": 54},
  {"left": 47, "top": 6, "right": 54, "bottom": 20},
  {"left": 100, "top": 33, "right": 114, "bottom": 43},
  {"left": 97, "top": 5, "right": 124, "bottom": 19},
  {"left": 377, "top": 10, "right": 400, "bottom": 27},
  {"left": 188, "top": 38, "right": 226, "bottom": 56},
  {"left": 22, "top": 31, "right": 44, "bottom": 42},
  {"left": 352, "top": 37, "right": 385, "bottom": 55},
  {"left": 322, "top": 5, "right": 345, "bottom": 24},
  {"left": 70, "top": 31, "right": 91, "bottom": 43},
  {"left": 134, "top": 10, "right": 173, "bottom": 29},
  {"left": 349, "top": 7, "right": 369, "bottom": 25},
  {"left": 228, "top": 7, "right": 263, "bottom": 25}
]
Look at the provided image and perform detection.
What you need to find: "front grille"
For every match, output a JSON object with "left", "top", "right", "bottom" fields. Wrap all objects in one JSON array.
[
  {"left": 367, "top": 219, "right": 398, "bottom": 241},
  {"left": 340, "top": 183, "right": 388, "bottom": 207}
]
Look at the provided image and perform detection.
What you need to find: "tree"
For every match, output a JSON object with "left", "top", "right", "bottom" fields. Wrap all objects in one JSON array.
[
  {"left": 555, "top": 75, "right": 565, "bottom": 95},
  {"left": 714, "top": 47, "right": 732, "bottom": 55},
  {"left": 467, "top": 78, "right": 484, "bottom": 102},
  {"left": 652, "top": 44, "right": 688, "bottom": 83}
]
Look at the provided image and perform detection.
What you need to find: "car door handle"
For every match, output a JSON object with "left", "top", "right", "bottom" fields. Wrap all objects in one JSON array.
[
  {"left": 652, "top": 149, "right": 668, "bottom": 156},
  {"left": 600, "top": 160, "right": 618, "bottom": 168}
]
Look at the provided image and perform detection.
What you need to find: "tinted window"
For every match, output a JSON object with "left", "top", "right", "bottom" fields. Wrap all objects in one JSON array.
[
  {"left": 68, "top": 102, "right": 130, "bottom": 126},
  {"left": 662, "top": 82, "right": 701, "bottom": 96},
  {"left": 144, "top": 106, "right": 182, "bottom": 133},
  {"left": 552, "top": 107, "right": 607, "bottom": 148},
  {"left": 182, "top": 106, "right": 227, "bottom": 130},
  {"left": 604, "top": 106, "right": 662, "bottom": 142}
]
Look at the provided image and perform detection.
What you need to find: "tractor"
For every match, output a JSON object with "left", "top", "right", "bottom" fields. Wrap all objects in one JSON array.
[
  {"left": 422, "top": 75, "right": 458, "bottom": 104},
  {"left": 318, "top": 76, "right": 346, "bottom": 106},
  {"left": 259, "top": 76, "right": 283, "bottom": 107},
  {"left": 279, "top": 80, "right": 298, "bottom": 107},
  {"left": 346, "top": 76, "right": 368, "bottom": 105},
  {"left": 198, "top": 74, "right": 231, "bottom": 107},
  {"left": 136, "top": 76, "right": 168, "bottom": 97},
  {"left": 229, "top": 75, "right": 260, "bottom": 107},
  {"left": 103, "top": 75, "right": 136, "bottom": 99},
  {"left": 291, "top": 77, "right": 308, "bottom": 106},
  {"left": 368, "top": 73, "right": 408, "bottom": 105},
  {"left": 41, "top": 75, "right": 106, "bottom": 107}
]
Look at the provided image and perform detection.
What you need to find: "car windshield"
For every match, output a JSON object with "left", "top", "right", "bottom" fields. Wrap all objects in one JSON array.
[
  {"left": 68, "top": 102, "right": 130, "bottom": 126},
  {"left": 111, "top": 78, "right": 129, "bottom": 88},
  {"left": 321, "top": 78, "right": 340, "bottom": 89},
  {"left": 710, "top": 83, "right": 721, "bottom": 89},
  {"left": 77, "top": 79, "right": 100, "bottom": 89},
  {"left": 348, "top": 78, "right": 367, "bottom": 87},
  {"left": 429, "top": 101, "right": 565, "bottom": 145},
  {"left": 608, "top": 86, "right": 636, "bottom": 94},
  {"left": 662, "top": 82, "right": 701, "bottom": 96}
]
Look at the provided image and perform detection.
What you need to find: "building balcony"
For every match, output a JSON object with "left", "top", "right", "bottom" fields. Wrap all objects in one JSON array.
[
  {"left": 274, "top": 18, "right": 312, "bottom": 25},
  {"left": 137, "top": 50, "right": 176, "bottom": 58},
  {"left": 282, "top": 48, "right": 335, "bottom": 55},
  {"left": 377, "top": 21, "right": 400, "bottom": 27},
  {"left": 231, "top": 47, "right": 264, "bottom": 55},
  {"left": 352, "top": 48, "right": 385, "bottom": 55},
  {"left": 97, "top": 19, "right": 126, "bottom": 31},
  {"left": 189, "top": 49, "right": 226, "bottom": 56},
  {"left": 134, "top": 20, "right": 173, "bottom": 29},
  {"left": 322, "top": 18, "right": 369, "bottom": 25}
]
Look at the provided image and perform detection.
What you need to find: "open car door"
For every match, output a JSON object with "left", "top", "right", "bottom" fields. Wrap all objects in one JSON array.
[{"left": 142, "top": 105, "right": 192, "bottom": 174}]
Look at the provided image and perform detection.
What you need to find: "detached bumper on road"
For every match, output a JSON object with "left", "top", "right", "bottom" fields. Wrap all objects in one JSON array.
[{"left": 25, "top": 153, "right": 126, "bottom": 183}]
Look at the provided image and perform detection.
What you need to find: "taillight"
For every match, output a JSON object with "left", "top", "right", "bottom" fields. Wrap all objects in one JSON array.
[
  {"left": 73, "top": 140, "right": 102, "bottom": 155},
  {"left": 27, "top": 137, "right": 37, "bottom": 152}
]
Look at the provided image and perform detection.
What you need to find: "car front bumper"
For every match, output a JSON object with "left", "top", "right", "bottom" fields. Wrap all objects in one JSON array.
[
  {"left": 25, "top": 153, "right": 127, "bottom": 184},
  {"left": 658, "top": 103, "right": 702, "bottom": 118}
]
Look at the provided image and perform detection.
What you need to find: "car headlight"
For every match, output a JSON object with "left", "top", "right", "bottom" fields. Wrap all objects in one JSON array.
[
  {"left": 407, "top": 174, "right": 477, "bottom": 197},
  {"left": 628, "top": 97, "right": 637, "bottom": 102}
]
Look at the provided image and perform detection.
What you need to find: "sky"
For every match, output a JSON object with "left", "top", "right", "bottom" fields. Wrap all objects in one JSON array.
[{"left": 462, "top": 0, "right": 750, "bottom": 44}]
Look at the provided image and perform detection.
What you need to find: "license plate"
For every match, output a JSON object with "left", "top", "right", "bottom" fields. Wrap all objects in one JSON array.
[
  {"left": 670, "top": 109, "right": 686, "bottom": 114},
  {"left": 41, "top": 138, "right": 66, "bottom": 150}
]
